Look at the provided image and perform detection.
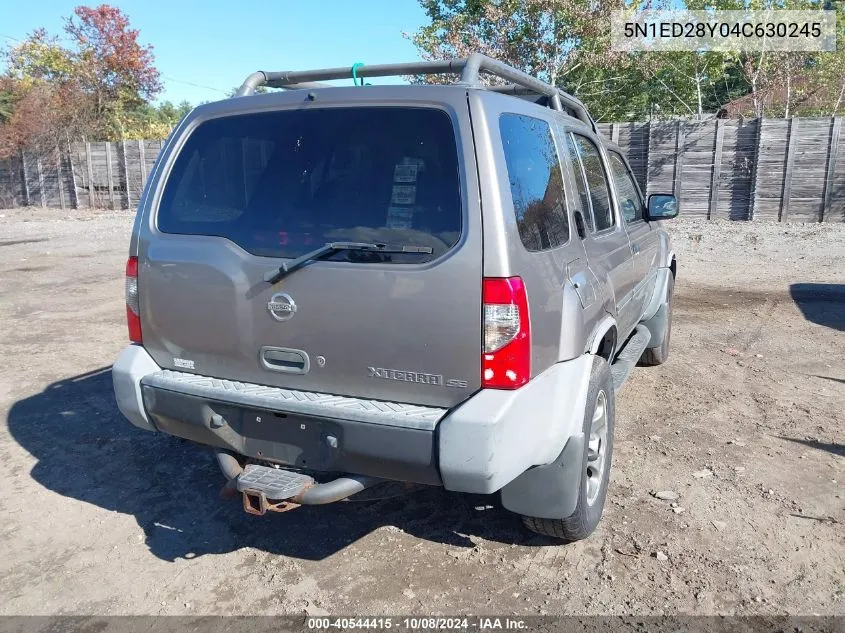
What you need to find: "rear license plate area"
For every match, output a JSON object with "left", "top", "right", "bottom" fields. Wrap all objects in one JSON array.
[{"left": 241, "top": 409, "right": 337, "bottom": 470}]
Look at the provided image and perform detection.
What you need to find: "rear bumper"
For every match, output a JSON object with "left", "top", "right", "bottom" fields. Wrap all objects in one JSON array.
[
  {"left": 112, "top": 345, "right": 592, "bottom": 494},
  {"left": 142, "top": 383, "right": 441, "bottom": 485}
]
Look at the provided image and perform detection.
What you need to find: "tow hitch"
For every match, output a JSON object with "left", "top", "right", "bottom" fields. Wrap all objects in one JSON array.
[
  {"left": 241, "top": 489, "right": 302, "bottom": 515},
  {"left": 214, "top": 450, "right": 381, "bottom": 515}
]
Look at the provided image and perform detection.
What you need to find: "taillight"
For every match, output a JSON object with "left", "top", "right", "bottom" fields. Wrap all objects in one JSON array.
[
  {"left": 482, "top": 276, "right": 530, "bottom": 389},
  {"left": 125, "top": 256, "right": 142, "bottom": 343}
]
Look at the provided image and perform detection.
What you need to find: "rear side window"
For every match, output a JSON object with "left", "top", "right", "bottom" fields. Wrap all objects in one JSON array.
[
  {"left": 499, "top": 113, "right": 569, "bottom": 251},
  {"left": 157, "top": 107, "right": 462, "bottom": 261},
  {"left": 563, "top": 133, "right": 594, "bottom": 232},
  {"left": 609, "top": 153, "right": 644, "bottom": 223},
  {"left": 567, "top": 134, "right": 615, "bottom": 232}
]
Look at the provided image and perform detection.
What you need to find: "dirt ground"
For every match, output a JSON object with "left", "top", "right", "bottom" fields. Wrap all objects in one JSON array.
[{"left": 0, "top": 208, "right": 842, "bottom": 617}]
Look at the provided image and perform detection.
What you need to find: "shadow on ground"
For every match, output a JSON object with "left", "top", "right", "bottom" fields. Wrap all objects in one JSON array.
[
  {"left": 814, "top": 375, "right": 845, "bottom": 386},
  {"left": 7, "top": 368, "right": 549, "bottom": 562},
  {"left": 778, "top": 436, "right": 845, "bottom": 458},
  {"left": 790, "top": 283, "right": 845, "bottom": 331}
]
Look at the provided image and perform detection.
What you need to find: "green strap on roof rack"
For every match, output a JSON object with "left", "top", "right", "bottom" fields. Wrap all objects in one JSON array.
[{"left": 351, "top": 62, "right": 370, "bottom": 86}]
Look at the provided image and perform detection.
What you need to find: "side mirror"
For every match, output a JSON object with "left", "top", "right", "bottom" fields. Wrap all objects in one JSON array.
[{"left": 646, "top": 194, "right": 679, "bottom": 220}]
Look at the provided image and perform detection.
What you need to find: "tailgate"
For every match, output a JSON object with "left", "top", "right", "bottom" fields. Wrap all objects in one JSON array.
[{"left": 136, "top": 97, "right": 482, "bottom": 409}]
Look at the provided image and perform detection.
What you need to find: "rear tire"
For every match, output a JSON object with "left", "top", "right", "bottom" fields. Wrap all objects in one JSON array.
[
  {"left": 639, "top": 272, "right": 674, "bottom": 367},
  {"left": 521, "top": 356, "right": 615, "bottom": 541}
]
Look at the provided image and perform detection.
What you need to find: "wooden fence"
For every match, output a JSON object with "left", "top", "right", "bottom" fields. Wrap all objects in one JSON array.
[
  {"left": 1, "top": 117, "right": 843, "bottom": 221},
  {"left": 0, "top": 139, "right": 163, "bottom": 212},
  {"left": 597, "top": 117, "right": 843, "bottom": 222}
]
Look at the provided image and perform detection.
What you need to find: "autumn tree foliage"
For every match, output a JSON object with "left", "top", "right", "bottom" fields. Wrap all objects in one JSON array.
[
  {"left": 0, "top": 4, "right": 165, "bottom": 157},
  {"left": 65, "top": 6, "right": 161, "bottom": 114}
]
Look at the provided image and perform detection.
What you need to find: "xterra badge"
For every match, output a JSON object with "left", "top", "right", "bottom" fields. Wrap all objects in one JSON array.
[{"left": 367, "top": 366, "right": 468, "bottom": 389}]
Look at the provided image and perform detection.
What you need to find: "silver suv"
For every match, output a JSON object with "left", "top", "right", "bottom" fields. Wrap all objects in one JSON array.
[{"left": 113, "top": 55, "right": 678, "bottom": 542}]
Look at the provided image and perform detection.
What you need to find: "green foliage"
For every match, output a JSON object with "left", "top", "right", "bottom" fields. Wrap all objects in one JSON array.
[
  {"left": 116, "top": 100, "right": 193, "bottom": 139},
  {"left": 411, "top": 0, "right": 845, "bottom": 120},
  {"left": 3, "top": 29, "right": 77, "bottom": 86},
  {"left": 412, "top": 0, "right": 625, "bottom": 88},
  {"left": 0, "top": 88, "right": 16, "bottom": 123},
  {"left": 225, "top": 85, "right": 268, "bottom": 98}
]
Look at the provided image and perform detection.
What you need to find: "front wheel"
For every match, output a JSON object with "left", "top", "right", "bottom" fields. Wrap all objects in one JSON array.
[{"left": 522, "top": 356, "right": 615, "bottom": 541}]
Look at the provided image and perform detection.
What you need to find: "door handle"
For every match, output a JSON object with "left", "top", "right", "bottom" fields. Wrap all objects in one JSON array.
[
  {"left": 573, "top": 210, "right": 587, "bottom": 240},
  {"left": 260, "top": 346, "right": 310, "bottom": 374}
]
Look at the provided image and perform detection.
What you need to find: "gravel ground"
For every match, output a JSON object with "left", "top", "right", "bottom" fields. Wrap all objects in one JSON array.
[{"left": 0, "top": 208, "right": 842, "bottom": 616}]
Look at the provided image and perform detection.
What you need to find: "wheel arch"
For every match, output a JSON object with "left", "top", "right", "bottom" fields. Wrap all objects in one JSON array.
[{"left": 586, "top": 314, "right": 618, "bottom": 361}]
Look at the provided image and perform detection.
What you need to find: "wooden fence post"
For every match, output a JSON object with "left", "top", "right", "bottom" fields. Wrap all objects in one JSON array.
[
  {"left": 138, "top": 139, "right": 147, "bottom": 182},
  {"left": 56, "top": 146, "right": 66, "bottom": 211},
  {"left": 779, "top": 117, "right": 798, "bottom": 221},
  {"left": 611, "top": 123, "right": 620, "bottom": 144},
  {"left": 747, "top": 118, "right": 762, "bottom": 221},
  {"left": 674, "top": 120, "right": 685, "bottom": 201},
  {"left": 120, "top": 140, "right": 130, "bottom": 210},
  {"left": 105, "top": 142, "right": 116, "bottom": 209},
  {"left": 67, "top": 142, "right": 79, "bottom": 209},
  {"left": 708, "top": 119, "right": 724, "bottom": 220},
  {"left": 642, "top": 121, "right": 652, "bottom": 196},
  {"left": 20, "top": 150, "right": 31, "bottom": 207},
  {"left": 35, "top": 156, "right": 46, "bottom": 207},
  {"left": 85, "top": 142, "right": 96, "bottom": 208},
  {"left": 821, "top": 117, "right": 841, "bottom": 223}
]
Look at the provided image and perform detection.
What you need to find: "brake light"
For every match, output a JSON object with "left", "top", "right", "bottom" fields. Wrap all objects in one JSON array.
[
  {"left": 125, "top": 256, "right": 142, "bottom": 343},
  {"left": 482, "top": 277, "right": 530, "bottom": 389}
]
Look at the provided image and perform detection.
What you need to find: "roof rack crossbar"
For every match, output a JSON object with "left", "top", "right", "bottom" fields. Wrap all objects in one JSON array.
[{"left": 234, "top": 54, "right": 596, "bottom": 131}]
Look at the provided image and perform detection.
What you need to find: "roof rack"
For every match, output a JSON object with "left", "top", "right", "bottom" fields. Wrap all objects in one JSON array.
[{"left": 234, "top": 53, "right": 596, "bottom": 132}]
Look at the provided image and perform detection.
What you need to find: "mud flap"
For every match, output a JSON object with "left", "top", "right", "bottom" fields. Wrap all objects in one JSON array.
[
  {"left": 642, "top": 302, "right": 668, "bottom": 350},
  {"left": 499, "top": 434, "right": 584, "bottom": 520}
]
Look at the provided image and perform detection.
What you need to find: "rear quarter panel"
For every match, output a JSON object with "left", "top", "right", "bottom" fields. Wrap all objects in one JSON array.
[{"left": 469, "top": 90, "right": 596, "bottom": 372}]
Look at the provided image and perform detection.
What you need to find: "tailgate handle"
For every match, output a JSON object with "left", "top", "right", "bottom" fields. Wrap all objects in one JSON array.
[{"left": 260, "top": 347, "right": 310, "bottom": 374}]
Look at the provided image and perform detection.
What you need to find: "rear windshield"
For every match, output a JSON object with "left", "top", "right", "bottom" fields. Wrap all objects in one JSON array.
[{"left": 157, "top": 107, "right": 462, "bottom": 261}]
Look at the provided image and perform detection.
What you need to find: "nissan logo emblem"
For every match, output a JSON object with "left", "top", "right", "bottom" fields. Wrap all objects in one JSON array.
[{"left": 267, "top": 292, "right": 297, "bottom": 321}]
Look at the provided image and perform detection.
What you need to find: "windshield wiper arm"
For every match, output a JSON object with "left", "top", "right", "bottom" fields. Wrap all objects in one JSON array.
[{"left": 263, "top": 241, "right": 434, "bottom": 284}]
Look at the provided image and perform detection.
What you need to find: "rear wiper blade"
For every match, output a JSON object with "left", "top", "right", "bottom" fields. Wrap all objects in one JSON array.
[{"left": 263, "top": 241, "right": 434, "bottom": 284}]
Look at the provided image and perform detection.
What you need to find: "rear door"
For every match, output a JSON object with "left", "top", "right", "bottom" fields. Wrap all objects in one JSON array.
[
  {"left": 561, "top": 131, "right": 638, "bottom": 337},
  {"left": 608, "top": 151, "right": 660, "bottom": 321},
  {"left": 136, "top": 90, "right": 482, "bottom": 408}
]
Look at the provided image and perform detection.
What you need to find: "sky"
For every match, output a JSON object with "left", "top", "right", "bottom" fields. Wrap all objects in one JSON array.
[{"left": 0, "top": 0, "right": 431, "bottom": 105}]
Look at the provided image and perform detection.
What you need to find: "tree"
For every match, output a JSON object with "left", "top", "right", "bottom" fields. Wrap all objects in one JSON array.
[
  {"left": 718, "top": 0, "right": 845, "bottom": 117},
  {"left": 0, "top": 4, "right": 163, "bottom": 155},
  {"left": 410, "top": 0, "right": 843, "bottom": 120},
  {"left": 0, "top": 81, "right": 17, "bottom": 123},
  {"left": 65, "top": 5, "right": 161, "bottom": 116},
  {"left": 0, "top": 78, "right": 95, "bottom": 158},
  {"left": 226, "top": 85, "right": 268, "bottom": 97},
  {"left": 3, "top": 29, "right": 77, "bottom": 86},
  {"left": 411, "top": 0, "right": 625, "bottom": 88},
  {"left": 809, "top": 0, "right": 845, "bottom": 115},
  {"left": 409, "top": 0, "right": 747, "bottom": 120},
  {"left": 117, "top": 100, "right": 193, "bottom": 139}
]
